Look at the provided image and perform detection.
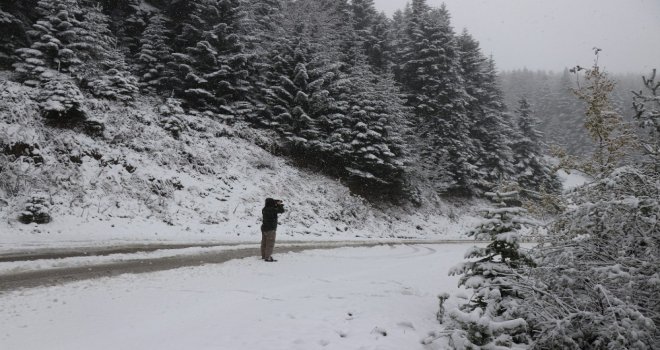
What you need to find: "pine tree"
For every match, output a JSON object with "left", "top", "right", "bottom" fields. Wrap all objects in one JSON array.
[
  {"left": 632, "top": 69, "right": 660, "bottom": 174},
  {"left": 368, "top": 12, "right": 392, "bottom": 72},
  {"left": 13, "top": 0, "right": 86, "bottom": 85},
  {"left": 338, "top": 64, "right": 410, "bottom": 196},
  {"left": 254, "top": 0, "right": 347, "bottom": 143},
  {"left": 168, "top": 0, "right": 250, "bottom": 112},
  {"left": 136, "top": 14, "right": 174, "bottom": 94},
  {"left": 12, "top": 0, "right": 138, "bottom": 101},
  {"left": 551, "top": 68, "right": 591, "bottom": 154},
  {"left": 158, "top": 98, "right": 188, "bottom": 139},
  {"left": 77, "top": 3, "right": 138, "bottom": 102},
  {"left": 457, "top": 29, "right": 482, "bottom": 105},
  {"left": 511, "top": 98, "right": 560, "bottom": 192},
  {"left": 351, "top": 0, "right": 376, "bottom": 32},
  {"left": 458, "top": 31, "right": 515, "bottom": 191},
  {"left": 101, "top": 0, "right": 152, "bottom": 56},
  {"left": 350, "top": 0, "right": 390, "bottom": 71},
  {"left": 241, "top": 0, "right": 284, "bottom": 50},
  {"left": 393, "top": 2, "right": 475, "bottom": 195},
  {"left": 447, "top": 189, "right": 535, "bottom": 348},
  {"left": 240, "top": 0, "right": 285, "bottom": 116},
  {"left": 168, "top": 0, "right": 221, "bottom": 108},
  {"left": 247, "top": 0, "right": 410, "bottom": 198},
  {"left": 388, "top": 8, "right": 408, "bottom": 62},
  {"left": 257, "top": 37, "right": 317, "bottom": 137},
  {"left": 9, "top": 0, "right": 94, "bottom": 123},
  {"left": 0, "top": 9, "right": 28, "bottom": 69},
  {"left": 87, "top": 47, "right": 139, "bottom": 102},
  {"left": 37, "top": 73, "right": 86, "bottom": 122}
]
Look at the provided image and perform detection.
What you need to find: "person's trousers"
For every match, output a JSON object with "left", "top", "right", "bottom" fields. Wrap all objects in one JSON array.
[{"left": 261, "top": 230, "right": 276, "bottom": 258}]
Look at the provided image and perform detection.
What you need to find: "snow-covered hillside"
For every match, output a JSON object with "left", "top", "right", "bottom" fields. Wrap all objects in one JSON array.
[{"left": 0, "top": 79, "right": 478, "bottom": 249}]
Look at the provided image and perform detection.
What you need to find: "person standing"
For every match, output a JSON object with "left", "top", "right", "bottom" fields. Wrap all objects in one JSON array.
[{"left": 261, "top": 198, "right": 285, "bottom": 262}]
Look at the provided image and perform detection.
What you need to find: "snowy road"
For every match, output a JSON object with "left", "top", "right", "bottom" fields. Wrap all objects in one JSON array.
[
  {"left": 0, "top": 243, "right": 473, "bottom": 350},
  {"left": 0, "top": 240, "right": 478, "bottom": 291}
]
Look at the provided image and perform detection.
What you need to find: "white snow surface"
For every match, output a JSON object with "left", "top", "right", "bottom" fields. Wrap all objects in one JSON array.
[
  {"left": 556, "top": 169, "right": 591, "bottom": 191},
  {"left": 0, "top": 243, "right": 474, "bottom": 350}
]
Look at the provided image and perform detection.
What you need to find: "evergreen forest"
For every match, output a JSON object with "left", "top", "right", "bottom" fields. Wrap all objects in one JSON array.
[{"left": 0, "top": 0, "right": 559, "bottom": 202}]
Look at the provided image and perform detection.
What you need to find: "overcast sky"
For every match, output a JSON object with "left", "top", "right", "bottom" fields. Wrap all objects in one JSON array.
[{"left": 373, "top": 0, "right": 660, "bottom": 74}]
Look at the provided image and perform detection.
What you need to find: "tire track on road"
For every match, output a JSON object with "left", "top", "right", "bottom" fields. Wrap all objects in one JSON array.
[{"left": 0, "top": 240, "right": 483, "bottom": 292}]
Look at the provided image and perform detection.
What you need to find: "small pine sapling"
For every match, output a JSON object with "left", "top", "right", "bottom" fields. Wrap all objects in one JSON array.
[
  {"left": 445, "top": 189, "right": 536, "bottom": 349},
  {"left": 632, "top": 68, "right": 660, "bottom": 174},
  {"left": 37, "top": 74, "right": 87, "bottom": 123},
  {"left": 158, "top": 98, "right": 187, "bottom": 139},
  {"left": 87, "top": 50, "right": 139, "bottom": 103},
  {"left": 19, "top": 194, "right": 52, "bottom": 224}
]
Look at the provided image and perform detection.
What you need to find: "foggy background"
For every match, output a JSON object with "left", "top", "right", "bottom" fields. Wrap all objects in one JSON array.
[{"left": 373, "top": 0, "right": 660, "bottom": 73}]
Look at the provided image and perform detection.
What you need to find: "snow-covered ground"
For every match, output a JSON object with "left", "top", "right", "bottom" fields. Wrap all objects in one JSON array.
[
  {"left": 556, "top": 169, "right": 591, "bottom": 191},
  {"left": 0, "top": 243, "right": 475, "bottom": 350}
]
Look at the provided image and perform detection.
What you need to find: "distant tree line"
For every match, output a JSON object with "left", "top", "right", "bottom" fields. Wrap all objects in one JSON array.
[{"left": 499, "top": 68, "right": 645, "bottom": 157}]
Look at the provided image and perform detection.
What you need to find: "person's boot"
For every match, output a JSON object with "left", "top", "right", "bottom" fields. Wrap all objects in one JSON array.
[{"left": 264, "top": 257, "right": 277, "bottom": 262}]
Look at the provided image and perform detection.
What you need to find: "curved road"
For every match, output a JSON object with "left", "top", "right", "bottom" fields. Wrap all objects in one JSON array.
[{"left": 0, "top": 240, "right": 481, "bottom": 291}]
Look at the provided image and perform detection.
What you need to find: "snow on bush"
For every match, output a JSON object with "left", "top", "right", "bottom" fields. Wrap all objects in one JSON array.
[
  {"left": 0, "top": 79, "right": 66, "bottom": 202},
  {"left": 527, "top": 167, "right": 659, "bottom": 348},
  {"left": 438, "top": 167, "right": 659, "bottom": 349},
  {"left": 157, "top": 98, "right": 187, "bottom": 139},
  {"left": 37, "top": 74, "right": 87, "bottom": 122}
]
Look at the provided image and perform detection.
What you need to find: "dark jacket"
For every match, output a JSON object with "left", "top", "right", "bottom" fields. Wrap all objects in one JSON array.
[{"left": 261, "top": 200, "right": 285, "bottom": 231}]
